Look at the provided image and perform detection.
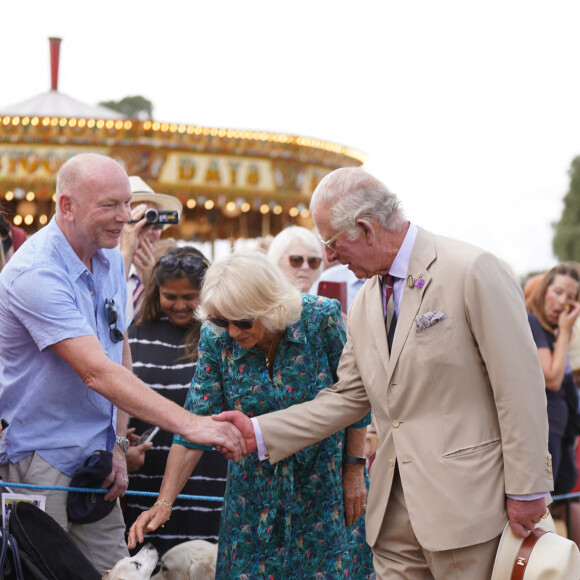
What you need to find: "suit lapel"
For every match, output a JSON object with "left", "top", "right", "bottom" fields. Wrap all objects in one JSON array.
[
  {"left": 387, "top": 228, "right": 437, "bottom": 377},
  {"left": 366, "top": 277, "right": 391, "bottom": 378}
]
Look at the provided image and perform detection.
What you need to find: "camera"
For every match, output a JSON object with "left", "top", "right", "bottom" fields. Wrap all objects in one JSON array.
[{"left": 130, "top": 209, "right": 179, "bottom": 225}]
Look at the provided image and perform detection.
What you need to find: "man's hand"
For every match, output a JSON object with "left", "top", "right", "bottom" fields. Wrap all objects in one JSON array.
[
  {"left": 343, "top": 463, "right": 367, "bottom": 525},
  {"left": 103, "top": 446, "right": 129, "bottom": 501},
  {"left": 185, "top": 415, "right": 248, "bottom": 461},
  {"left": 506, "top": 496, "right": 549, "bottom": 538},
  {"left": 212, "top": 411, "right": 257, "bottom": 459}
]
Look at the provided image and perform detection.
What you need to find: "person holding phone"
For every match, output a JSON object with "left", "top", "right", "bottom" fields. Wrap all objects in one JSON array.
[
  {"left": 525, "top": 263, "right": 580, "bottom": 496},
  {"left": 124, "top": 246, "right": 228, "bottom": 556}
]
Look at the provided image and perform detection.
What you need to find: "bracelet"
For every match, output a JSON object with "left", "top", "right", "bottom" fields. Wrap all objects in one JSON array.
[
  {"left": 154, "top": 498, "right": 173, "bottom": 509},
  {"left": 344, "top": 455, "right": 366, "bottom": 465}
]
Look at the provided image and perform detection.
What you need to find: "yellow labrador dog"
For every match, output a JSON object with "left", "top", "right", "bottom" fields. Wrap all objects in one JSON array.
[
  {"left": 152, "top": 540, "right": 217, "bottom": 580},
  {"left": 102, "top": 544, "right": 158, "bottom": 580}
]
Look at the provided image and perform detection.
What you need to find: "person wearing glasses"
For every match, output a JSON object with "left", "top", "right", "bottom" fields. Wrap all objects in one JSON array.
[
  {"left": 128, "top": 249, "right": 375, "bottom": 578},
  {"left": 267, "top": 225, "right": 323, "bottom": 293},
  {"left": 0, "top": 154, "right": 246, "bottom": 574},
  {"left": 124, "top": 246, "right": 228, "bottom": 555},
  {"left": 214, "top": 167, "right": 554, "bottom": 579}
]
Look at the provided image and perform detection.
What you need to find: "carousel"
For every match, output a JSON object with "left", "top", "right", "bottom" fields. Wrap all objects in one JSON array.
[{"left": 0, "top": 38, "right": 365, "bottom": 246}]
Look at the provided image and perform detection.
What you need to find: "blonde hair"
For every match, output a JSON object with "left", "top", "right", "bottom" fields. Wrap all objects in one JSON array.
[{"left": 197, "top": 249, "right": 302, "bottom": 333}]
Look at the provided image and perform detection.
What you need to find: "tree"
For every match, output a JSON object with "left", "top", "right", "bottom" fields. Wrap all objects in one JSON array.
[
  {"left": 99, "top": 95, "right": 153, "bottom": 120},
  {"left": 553, "top": 156, "right": 580, "bottom": 261}
]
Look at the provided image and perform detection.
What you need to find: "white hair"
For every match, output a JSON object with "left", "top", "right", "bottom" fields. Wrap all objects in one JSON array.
[{"left": 267, "top": 226, "right": 322, "bottom": 266}]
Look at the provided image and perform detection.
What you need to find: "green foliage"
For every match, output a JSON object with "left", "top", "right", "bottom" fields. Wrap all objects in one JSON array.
[
  {"left": 99, "top": 95, "right": 153, "bottom": 120},
  {"left": 553, "top": 156, "right": 580, "bottom": 261}
]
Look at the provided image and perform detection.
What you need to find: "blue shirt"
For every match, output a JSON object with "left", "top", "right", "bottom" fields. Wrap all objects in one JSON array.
[{"left": 0, "top": 217, "right": 128, "bottom": 476}]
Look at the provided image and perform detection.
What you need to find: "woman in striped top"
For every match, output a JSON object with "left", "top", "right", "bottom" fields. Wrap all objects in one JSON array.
[{"left": 124, "top": 246, "right": 227, "bottom": 557}]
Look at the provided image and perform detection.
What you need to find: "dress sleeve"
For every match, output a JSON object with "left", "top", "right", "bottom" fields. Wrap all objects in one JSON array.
[
  {"left": 173, "top": 325, "right": 227, "bottom": 450},
  {"left": 527, "top": 312, "right": 552, "bottom": 351}
]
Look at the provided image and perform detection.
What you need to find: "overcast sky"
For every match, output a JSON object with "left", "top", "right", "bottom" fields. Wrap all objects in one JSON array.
[{"left": 2, "top": 0, "right": 580, "bottom": 276}]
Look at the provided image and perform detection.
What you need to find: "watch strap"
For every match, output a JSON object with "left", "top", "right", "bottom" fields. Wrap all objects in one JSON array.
[{"left": 344, "top": 455, "right": 366, "bottom": 465}]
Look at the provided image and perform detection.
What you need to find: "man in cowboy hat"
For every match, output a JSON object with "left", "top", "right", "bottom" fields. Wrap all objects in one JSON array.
[{"left": 120, "top": 176, "right": 183, "bottom": 322}]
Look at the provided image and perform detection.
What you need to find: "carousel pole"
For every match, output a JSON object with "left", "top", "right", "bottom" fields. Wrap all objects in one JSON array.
[{"left": 49, "top": 37, "right": 62, "bottom": 91}]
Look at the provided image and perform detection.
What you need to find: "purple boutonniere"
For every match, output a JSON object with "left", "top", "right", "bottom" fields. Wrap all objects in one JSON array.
[{"left": 414, "top": 278, "right": 425, "bottom": 289}]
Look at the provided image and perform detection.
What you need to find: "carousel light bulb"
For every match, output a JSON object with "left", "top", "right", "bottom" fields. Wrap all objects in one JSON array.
[
  {"left": 5, "top": 191, "right": 14, "bottom": 201},
  {"left": 13, "top": 215, "right": 23, "bottom": 226},
  {"left": 289, "top": 207, "right": 299, "bottom": 217},
  {"left": 204, "top": 199, "right": 215, "bottom": 210},
  {"left": 39, "top": 214, "right": 48, "bottom": 225},
  {"left": 241, "top": 202, "right": 251, "bottom": 213},
  {"left": 273, "top": 205, "right": 283, "bottom": 215},
  {"left": 25, "top": 191, "right": 35, "bottom": 201},
  {"left": 260, "top": 204, "right": 270, "bottom": 214},
  {"left": 24, "top": 215, "right": 34, "bottom": 225},
  {"left": 186, "top": 199, "right": 197, "bottom": 209}
]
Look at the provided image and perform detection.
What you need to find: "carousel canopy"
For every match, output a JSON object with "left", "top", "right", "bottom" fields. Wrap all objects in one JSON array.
[{"left": 0, "top": 90, "right": 124, "bottom": 120}]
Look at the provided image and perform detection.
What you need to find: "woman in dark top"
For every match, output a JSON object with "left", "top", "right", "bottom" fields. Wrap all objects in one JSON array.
[
  {"left": 526, "top": 263, "right": 580, "bottom": 492},
  {"left": 124, "top": 246, "right": 227, "bottom": 556}
]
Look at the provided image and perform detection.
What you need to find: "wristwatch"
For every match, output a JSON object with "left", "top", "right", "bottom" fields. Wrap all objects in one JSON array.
[
  {"left": 116, "top": 435, "right": 129, "bottom": 453},
  {"left": 344, "top": 455, "right": 366, "bottom": 465}
]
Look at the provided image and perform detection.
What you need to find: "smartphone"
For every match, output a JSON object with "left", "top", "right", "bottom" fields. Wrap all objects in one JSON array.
[
  {"left": 138, "top": 426, "right": 160, "bottom": 445},
  {"left": 317, "top": 281, "right": 348, "bottom": 313}
]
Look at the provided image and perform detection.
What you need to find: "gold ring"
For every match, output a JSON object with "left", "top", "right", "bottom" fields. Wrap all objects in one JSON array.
[
  {"left": 361, "top": 504, "right": 367, "bottom": 510},
  {"left": 541, "top": 512, "right": 549, "bottom": 519}
]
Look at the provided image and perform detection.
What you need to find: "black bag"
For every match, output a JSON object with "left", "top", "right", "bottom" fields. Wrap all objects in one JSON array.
[
  {"left": 1, "top": 525, "right": 24, "bottom": 580},
  {"left": 8, "top": 502, "right": 101, "bottom": 580}
]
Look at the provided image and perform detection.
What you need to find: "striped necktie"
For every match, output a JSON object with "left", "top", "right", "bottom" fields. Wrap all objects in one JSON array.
[{"left": 384, "top": 274, "right": 397, "bottom": 351}]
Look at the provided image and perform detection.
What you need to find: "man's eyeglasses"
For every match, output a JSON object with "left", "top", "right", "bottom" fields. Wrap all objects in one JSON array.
[
  {"left": 159, "top": 254, "right": 207, "bottom": 274},
  {"left": 104, "top": 299, "right": 123, "bottom": 343},
  {"left": 287, "top": 255, "right": 322, "bottom": 269},
  {"left": 209, "top": 317, "right": 255, "bottom": 330},
  {"left": 318, "top": 215, "right": 372, "bottom": 253}
]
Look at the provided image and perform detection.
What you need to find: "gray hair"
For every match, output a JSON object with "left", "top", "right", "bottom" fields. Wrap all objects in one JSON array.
[
  {"left": 310, "top": 167, "right": 406, "bottom": 242},
  {"left": 267, "top": 226, "right": 322, "bottom": 266},
  {"left": 197, "top": 249, "right": 303, "bottom": 333}
]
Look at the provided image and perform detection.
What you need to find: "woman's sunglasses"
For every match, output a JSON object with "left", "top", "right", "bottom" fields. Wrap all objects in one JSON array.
[
  {"left": 159, "top": 254, "right": 207, "bottom": 274},
  {"left": 209, "top": 317, "right": 255, "bottom": 330},
  {"left": 288, "top": 255, "right": 322, "bottom": 269}
]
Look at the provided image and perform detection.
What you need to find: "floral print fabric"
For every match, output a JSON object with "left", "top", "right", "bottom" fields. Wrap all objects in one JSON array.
[{"left": 175, "top": 294, "right": 374, "bottom": 578}]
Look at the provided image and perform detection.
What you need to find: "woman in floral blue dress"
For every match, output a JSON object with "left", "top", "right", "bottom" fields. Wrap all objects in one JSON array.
[{"left": 128, "top": 249, "right": 375, "bottom": 578}]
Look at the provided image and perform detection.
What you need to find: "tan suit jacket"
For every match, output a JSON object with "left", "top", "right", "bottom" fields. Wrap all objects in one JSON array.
[{"left": 258, "top": 227, "right": 552, "bottom": 552}]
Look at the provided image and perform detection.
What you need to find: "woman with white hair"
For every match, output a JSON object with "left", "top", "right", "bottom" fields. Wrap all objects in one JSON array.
[
  {"left": 267, "top": 225, "right": 323, "bottom": 292},
  {"left": 128, "top": 249, "right": 374, "bottom": 578}
]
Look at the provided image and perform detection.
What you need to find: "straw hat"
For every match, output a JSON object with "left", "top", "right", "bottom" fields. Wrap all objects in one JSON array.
[
  {"left": 128, "top": 176, "right": 182, "bottom": 230},
  {"left": 491, "top": 513, "right": 580, "bottom": 579}
]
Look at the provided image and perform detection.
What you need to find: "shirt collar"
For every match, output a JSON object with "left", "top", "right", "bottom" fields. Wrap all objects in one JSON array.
[{"left": 386, "top": 222, "right": 418, "bottom": 280}]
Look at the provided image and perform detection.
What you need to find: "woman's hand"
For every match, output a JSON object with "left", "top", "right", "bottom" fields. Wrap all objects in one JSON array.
[
  {"left": 558, "top": 300, "right": 580, "bottom": 335},
  {"left": 127, "top": 503, "right": 172, "bottom": 549},
  {"left": 342, "top": 463, "right": 367, "bottom": 525}
]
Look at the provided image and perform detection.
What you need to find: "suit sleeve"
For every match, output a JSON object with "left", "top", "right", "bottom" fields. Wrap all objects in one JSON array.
[{"left": 464, "top": 253, "right": 551, "bottom": 494}]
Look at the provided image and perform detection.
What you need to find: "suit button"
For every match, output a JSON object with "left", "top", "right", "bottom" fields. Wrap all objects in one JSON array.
[
  {"left": 392, "top": 420, "right": 400, "bottom": 428},
  {"left": 388, "top": 459, "right": 395, "bottom": 468}
]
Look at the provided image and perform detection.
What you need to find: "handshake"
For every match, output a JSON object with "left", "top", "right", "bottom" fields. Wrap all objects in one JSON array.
[{"left": 206, "top": 411, "right": 258, "bottom": 461}]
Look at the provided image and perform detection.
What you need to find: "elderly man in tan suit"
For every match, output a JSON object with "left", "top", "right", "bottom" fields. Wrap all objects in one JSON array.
[{"left": 216, "top": 167, "right": 553, "bottom": 579}]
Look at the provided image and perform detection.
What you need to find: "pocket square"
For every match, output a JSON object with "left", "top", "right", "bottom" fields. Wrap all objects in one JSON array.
[{"left": 415, "top": 310, "right": 447, "bottom": 332}]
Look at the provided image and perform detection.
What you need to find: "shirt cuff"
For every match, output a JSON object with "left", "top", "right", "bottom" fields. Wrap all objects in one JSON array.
[
  {"left": 251, "top": 417, "right": 269, "bottom": 461},
  {"left": 506, "top": 492, "right": 550, "bottom": 501}
]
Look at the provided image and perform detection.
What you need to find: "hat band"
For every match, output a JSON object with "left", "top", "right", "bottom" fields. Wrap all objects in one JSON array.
[{"left": 511, "top": 528, "right": 550, "bottom": 580}]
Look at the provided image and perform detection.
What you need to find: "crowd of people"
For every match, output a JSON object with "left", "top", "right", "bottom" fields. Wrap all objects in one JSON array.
[{"left": 1, "top": 154, "right": 580, "bottom": 578}]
